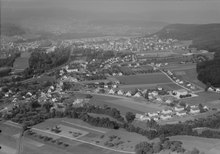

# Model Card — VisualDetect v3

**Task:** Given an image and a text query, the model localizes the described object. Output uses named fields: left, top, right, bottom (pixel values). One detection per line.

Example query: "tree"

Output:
left=191, top=148, right=200, bottom=154
left=125, top=112, right=135, bottom=123
left=153, top=142, right=162, bottom=153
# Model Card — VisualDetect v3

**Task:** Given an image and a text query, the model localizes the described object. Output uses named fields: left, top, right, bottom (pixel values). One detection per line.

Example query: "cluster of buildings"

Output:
left=136, top=104, right=209, bottom=122
left=72, top=35, right=186, bottom=53
left=208, top=87, right=220, bottom=93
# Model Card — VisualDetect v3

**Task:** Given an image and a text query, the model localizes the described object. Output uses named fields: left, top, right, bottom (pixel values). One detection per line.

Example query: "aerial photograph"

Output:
left=0, top=0, right=220, bottom=154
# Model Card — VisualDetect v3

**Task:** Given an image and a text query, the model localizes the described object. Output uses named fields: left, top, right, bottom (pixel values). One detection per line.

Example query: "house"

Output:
left=153, top=117, right=159, bottom=121
left=162, top=109, right=172, bottom=115
left=26, top=92, right=32, bottom=97
left=148, top=112, right=158, bottom=117
left=117, top=90, right=124, bottom=95
left=73, top=99, right=84, bottom=105
left=174, top=89, right=188, bottom=97
left=158, top=87, right=163, bottom=91
left=174, top=106, right=184, bottom=112
left=156, top=97, right=162, bottom=102
left=160, top=114, right=171, bottom=120
left=108, top=89, right=115, bottom=95
left=125, top=91, right=132, bottom=97
left=165, top=99, right=172, bottom=104
left=176, top=111, right=187, bottom=116
left=190, top=108, right=200, bottom=114
left=151, top=91, right=158, bottom=97
left=133, top=92, right=142, bottom=97
left=216, top=88, right=220, bottom=93
left=208, top=87, right=214, bottom=91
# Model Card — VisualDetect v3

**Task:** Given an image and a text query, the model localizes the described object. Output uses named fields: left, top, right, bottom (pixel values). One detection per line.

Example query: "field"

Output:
left=119, top=83, right=181, bottom=91
left=182, top=91, right=220, bottom=108
left=170, top=135, right=220, bottom=154
left=116, top=73, right=171, bottom=85
left=13, top=52, right=31, bottom=73
left=173, top=68, right=206, bottom=88
left=32, top=118, right=150, bottom=153
left=1, top=120, right=136, bottom=154
left=89, top=94, right=165, bottom=114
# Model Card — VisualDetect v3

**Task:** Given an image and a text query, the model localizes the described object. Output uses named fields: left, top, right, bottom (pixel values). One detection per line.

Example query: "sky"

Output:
left=1, top=0, right=220, bottom=35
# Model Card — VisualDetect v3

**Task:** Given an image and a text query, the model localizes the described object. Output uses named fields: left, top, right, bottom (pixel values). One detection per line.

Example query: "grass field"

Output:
left=173, top=68, right=206, bottom=88
left=116, top=73, right=171, bottom=85
left=89, top=94, right=165, bottom=114
left=32, top=118, right=150, bottom=152
left=13, top=52, right=31, bottom=73
left=0, top=122, right=130, bottom=154
left=182, top=92, right=220, bottom=108
left=170, top=135, right=220, bottom=154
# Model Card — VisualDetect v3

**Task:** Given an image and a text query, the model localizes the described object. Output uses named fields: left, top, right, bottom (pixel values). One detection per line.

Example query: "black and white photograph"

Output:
left=1, top=0, right=220, bottom=154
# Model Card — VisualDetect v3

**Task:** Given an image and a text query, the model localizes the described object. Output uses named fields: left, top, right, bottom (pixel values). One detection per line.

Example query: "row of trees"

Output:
left=197, top=54, right=220, bottom=87
left=4, top=101, right=220, bottom=141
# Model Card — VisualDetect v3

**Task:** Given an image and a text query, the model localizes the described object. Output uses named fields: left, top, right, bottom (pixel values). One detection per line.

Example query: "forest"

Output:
left=197, top=52, right=220, bottom=87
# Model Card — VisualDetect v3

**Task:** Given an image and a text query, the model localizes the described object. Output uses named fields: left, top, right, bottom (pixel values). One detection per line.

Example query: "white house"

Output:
left=190, top=108, right=200, bottom=114
left=208, top=87, right=214, bottom=91
left=176, top=111, right=187, bottom=116
left=174, top=89, right=188, bottom=97
left=162, top=109, right=172, bottom=115
left=133, top=92, right=142, bottom=97
left=160, top=114, right=171, bottom=120
left=148, top=112, right=158, bottom=117
left=108, top=89, right=115, bottom=95
left=151, top=91, right=159, bottom=97
left=117, top=90, right=124, bottom=95
left=174, top=106, right=185, bottom=112
left=216, top=88, right=220, bottom=93
left=125, top=91, right=132, bottom=97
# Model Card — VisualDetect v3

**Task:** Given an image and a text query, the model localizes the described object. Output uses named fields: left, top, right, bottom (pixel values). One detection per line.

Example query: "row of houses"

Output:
left=135, top=105, right=208, bottom=122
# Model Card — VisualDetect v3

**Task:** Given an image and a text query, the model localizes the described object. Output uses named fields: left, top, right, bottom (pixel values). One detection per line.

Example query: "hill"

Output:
left=1, top=23, right=26, bottom=36
left=153, top=23, right=220, bottom=53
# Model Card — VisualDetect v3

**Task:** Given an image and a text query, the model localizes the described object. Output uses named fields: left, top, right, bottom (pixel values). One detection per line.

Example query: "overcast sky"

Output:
left=1, top=0, right=220, bottom=34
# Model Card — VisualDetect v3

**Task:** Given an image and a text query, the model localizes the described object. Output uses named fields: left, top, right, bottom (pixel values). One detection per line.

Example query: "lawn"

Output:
left=116, top=73, right=171, bottom=85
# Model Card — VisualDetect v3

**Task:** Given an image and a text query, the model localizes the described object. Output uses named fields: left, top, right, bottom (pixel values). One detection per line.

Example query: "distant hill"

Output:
left=1, top=23, right=26, bottom=36
left=153, top=23, right=220, bottom=53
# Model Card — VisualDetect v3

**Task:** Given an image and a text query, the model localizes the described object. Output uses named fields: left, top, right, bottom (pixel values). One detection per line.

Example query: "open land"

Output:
left=116, top=73, right=171, bottom=85
left=170, top=135, right=220, bottom=154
